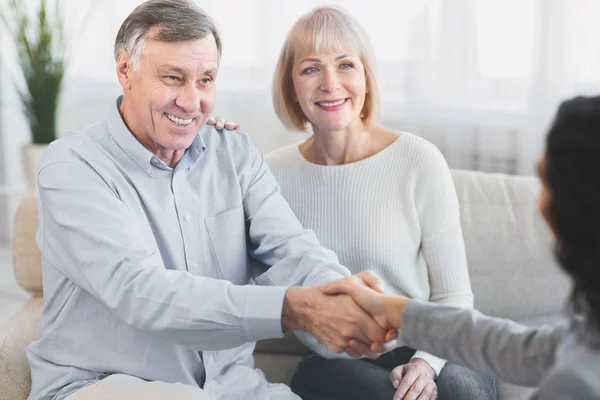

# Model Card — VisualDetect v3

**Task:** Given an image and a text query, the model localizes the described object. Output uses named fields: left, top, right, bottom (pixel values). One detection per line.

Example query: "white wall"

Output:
left=0, top=35, right=31, bottom=243
left=0, top=51, right=8, bottom=243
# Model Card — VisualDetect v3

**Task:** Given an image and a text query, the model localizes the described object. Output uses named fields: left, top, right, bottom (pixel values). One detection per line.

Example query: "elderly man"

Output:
left=25, top=1, right=391, bottom=399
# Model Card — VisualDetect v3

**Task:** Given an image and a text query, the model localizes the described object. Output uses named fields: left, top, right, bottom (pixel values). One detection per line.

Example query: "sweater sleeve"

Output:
left=402, top=300, right=567, bottom=386
left=411, top=144, right=474, bottom=375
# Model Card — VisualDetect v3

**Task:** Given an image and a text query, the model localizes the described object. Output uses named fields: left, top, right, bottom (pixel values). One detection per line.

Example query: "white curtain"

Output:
left=1, top=0, right=600, bottom=239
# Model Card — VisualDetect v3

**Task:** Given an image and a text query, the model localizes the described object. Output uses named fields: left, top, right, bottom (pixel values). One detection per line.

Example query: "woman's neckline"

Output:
left=295, top=132, right=405, bottom=168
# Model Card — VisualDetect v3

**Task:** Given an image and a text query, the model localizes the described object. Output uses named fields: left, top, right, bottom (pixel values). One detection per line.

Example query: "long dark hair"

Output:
left=545, top=95, right=600, bottom=331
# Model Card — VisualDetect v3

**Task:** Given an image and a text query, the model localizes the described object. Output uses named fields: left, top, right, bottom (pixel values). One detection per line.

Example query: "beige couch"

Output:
left=0, top=170, right=571, bottom=400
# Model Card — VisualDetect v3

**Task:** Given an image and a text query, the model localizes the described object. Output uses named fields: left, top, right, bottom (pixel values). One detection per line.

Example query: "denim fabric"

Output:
left=291, top=347, right=498, bottom=400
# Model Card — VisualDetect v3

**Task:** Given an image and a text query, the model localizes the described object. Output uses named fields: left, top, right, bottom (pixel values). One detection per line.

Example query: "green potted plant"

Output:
left=1, top=0, right=65, bottom=190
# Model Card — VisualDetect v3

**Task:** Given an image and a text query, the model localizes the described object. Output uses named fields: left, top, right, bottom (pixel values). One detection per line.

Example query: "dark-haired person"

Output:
left=322, top=95, right=600, bottom=399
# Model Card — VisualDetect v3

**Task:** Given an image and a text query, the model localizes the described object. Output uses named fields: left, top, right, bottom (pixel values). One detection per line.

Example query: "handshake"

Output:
left=282, top=271, right=410, bottom=359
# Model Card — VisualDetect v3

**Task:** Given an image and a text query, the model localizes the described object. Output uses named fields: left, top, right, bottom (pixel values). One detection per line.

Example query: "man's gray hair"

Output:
left=114, top=0, right=221, bottom=69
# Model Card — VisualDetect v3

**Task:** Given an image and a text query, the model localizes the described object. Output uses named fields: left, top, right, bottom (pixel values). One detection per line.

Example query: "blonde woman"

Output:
left=264, top=6, right=497, bottom=400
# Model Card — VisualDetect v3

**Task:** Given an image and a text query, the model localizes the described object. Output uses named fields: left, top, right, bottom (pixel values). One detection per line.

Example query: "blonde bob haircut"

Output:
left=272, top=6, right=380, bottom=132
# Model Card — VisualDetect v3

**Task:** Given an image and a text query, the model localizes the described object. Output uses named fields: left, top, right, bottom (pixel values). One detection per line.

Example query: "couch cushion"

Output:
left=0, top=297, right=43, bottom=400
left=255, top=333, right=310, bottom=355
left=451, top=170, right=571, bottom=322
left=12, top=195, right=42, bottom=296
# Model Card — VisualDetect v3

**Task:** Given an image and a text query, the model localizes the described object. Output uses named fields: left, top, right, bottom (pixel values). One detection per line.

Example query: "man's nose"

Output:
left=175, top=83, right=201, bottom=113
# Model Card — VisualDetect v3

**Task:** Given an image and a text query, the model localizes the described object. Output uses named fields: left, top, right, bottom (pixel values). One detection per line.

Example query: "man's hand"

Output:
left=323, top=271, right=398, bottom=356
left=320, top=272, right=410, bottom=333
left=282, top=285, right=389, bottom=355
left=208, top=116, right=239, bottom=130
left=390, top=359, right=438, bottom=400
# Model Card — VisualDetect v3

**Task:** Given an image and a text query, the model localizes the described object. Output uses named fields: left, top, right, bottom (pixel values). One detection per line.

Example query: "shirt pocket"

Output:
left=205, top=206, right=250, bottom=285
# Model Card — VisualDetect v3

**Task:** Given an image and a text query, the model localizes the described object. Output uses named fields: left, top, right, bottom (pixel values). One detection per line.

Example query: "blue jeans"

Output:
left=291, top=347, right=498, bottom=400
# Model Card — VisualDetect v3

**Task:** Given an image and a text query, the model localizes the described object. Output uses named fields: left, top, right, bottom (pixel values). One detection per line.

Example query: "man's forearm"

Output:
left=281, top=286, right=311, bottom=332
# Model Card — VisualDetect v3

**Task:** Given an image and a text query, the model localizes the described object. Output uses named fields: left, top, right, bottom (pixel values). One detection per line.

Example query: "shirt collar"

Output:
left=106, top=96, right=206, bottom=176
left=188, top=133, right=205, bottom=164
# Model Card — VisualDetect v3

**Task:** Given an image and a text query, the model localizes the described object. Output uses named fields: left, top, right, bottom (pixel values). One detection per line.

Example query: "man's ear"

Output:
left=116, top=52, right=133, bottom=90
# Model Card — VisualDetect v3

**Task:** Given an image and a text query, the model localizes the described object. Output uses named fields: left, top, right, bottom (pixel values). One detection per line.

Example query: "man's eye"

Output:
left=167, top=76, right=181, bottom=82
left=200, top=77, right=212, bottom=84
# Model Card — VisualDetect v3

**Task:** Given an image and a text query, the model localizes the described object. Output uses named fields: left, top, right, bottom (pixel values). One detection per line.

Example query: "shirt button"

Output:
left=191, top=262, right=198, bottom=269
left=206, top=355, right=215, bottom=365
left=184, top=215, right=191, bottom=222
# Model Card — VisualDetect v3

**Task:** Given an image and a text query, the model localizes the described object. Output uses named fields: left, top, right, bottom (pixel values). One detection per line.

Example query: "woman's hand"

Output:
left=391, top=359, right=438, bottom=400
left=320, top=271, right=409, bottom=332
left=208, top=116, right=239, bottom=131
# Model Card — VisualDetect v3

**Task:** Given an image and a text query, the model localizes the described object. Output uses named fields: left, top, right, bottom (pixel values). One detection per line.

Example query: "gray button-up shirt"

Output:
left=27, top=97, right=350, bottom=400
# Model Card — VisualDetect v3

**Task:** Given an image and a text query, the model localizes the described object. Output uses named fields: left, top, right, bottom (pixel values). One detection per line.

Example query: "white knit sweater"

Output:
left=265, top=132, right=474, bottom=376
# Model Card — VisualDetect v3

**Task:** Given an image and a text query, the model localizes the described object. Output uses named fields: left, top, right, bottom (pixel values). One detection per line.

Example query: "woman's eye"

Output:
left=340, top=63, right=353, bottom=69
left=302, top=67, right=318, bottom=74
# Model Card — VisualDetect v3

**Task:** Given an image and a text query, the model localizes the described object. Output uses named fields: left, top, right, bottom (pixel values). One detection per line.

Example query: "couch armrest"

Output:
left=13, top=195, right=42, bottom=296
left=0, top=297, right=43, bottom=400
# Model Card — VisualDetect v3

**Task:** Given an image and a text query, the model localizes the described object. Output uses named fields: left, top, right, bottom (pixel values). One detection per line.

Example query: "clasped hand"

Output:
left=320, top=273, right=437, bottom=400
left=300, top=271, right=405, bottom=358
